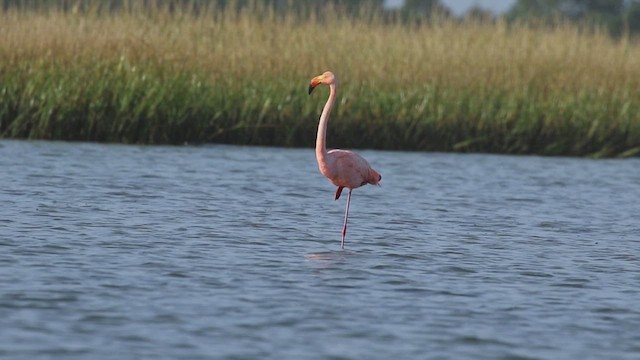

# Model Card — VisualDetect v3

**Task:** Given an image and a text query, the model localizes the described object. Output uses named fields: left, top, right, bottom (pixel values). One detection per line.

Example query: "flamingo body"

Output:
left=323, top=149, right=381, bottom=200
left=308, top=71, right=381, bottom=249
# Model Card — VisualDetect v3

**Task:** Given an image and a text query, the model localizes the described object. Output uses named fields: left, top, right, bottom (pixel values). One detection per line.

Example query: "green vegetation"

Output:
left=1, top=2, right=640, bottom=157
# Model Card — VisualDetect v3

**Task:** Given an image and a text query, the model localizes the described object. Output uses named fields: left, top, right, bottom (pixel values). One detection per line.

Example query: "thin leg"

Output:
left=341, top=189, right=352, bottom=249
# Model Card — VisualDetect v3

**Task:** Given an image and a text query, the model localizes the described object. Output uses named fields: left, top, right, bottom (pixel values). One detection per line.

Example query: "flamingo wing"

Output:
left=327, top=149, right=376, bottom=189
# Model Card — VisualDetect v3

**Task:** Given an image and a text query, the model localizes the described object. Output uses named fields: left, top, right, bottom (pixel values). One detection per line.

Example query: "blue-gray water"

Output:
left=1, top=139, right=639, bottom=360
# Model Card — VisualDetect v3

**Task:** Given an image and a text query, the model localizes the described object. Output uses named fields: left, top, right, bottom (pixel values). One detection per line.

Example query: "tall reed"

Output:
left=1, top=3, right=639, bottom=157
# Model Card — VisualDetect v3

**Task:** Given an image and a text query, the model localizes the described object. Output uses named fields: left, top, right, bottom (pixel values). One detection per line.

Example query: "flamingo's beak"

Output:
left=308, top=76, right=321, bottom=94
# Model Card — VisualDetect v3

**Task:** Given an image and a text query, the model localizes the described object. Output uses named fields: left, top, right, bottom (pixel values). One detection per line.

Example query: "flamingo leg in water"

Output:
left=341, top=189, right=352, bottom=249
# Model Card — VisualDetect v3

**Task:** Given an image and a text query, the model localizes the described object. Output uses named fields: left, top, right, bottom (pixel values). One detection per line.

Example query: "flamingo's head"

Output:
left=308, top=71, right=336, bottom=94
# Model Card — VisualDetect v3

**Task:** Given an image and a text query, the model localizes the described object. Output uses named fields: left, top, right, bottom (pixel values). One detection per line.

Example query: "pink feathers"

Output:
left=308, top=71, right=382, bottom=249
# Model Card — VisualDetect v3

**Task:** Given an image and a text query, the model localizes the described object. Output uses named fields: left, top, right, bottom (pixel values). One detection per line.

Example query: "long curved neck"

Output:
left=316, top=83, right=336, bottom=164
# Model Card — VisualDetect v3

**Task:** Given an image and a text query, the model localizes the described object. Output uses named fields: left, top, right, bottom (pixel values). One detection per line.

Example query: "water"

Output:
left=1, top=139, right=639, bottom=360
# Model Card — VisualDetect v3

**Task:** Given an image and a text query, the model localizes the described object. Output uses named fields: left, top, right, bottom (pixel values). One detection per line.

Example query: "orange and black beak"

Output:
left=308, top=76, right=321, bottom=95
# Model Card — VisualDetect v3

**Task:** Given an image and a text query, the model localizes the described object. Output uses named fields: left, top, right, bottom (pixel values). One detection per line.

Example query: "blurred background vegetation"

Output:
left=3, top=0, right=640, bottom=36
left=1, top=0, right=639, bottom=157
left=506, top=0, right=640, bottom=36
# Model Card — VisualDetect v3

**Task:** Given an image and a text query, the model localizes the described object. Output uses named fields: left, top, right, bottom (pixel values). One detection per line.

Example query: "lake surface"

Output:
left=0, top=139, right=639, bottom=360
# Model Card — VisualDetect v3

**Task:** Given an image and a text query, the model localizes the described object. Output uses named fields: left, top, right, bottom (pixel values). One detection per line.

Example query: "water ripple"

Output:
left=0, top=141, right=639, bottom=359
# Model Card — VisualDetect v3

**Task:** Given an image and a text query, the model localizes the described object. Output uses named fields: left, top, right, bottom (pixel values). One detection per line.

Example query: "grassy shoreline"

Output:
left=1, top=4, right=640, bottom=157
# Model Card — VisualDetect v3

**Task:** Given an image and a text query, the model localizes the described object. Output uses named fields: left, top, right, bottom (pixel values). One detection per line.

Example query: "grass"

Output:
left=1, top=2, right=640, bottom=157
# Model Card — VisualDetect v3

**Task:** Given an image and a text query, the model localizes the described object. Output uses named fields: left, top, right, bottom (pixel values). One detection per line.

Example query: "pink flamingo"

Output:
left=308, top=71, right=382, bottom=249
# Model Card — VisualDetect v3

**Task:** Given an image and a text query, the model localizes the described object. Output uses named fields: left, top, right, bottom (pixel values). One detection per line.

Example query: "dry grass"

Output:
left=1, top=3, right=639, bottom=156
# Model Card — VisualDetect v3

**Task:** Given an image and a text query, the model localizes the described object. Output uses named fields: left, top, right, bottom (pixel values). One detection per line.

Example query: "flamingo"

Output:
left=308, top=71, right=382, bottom=249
